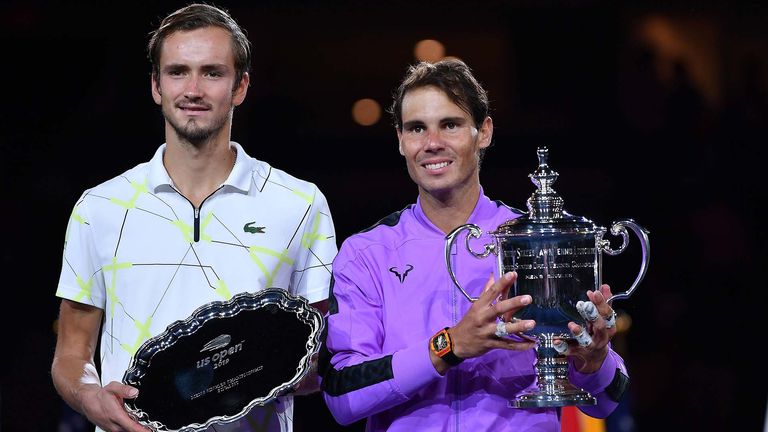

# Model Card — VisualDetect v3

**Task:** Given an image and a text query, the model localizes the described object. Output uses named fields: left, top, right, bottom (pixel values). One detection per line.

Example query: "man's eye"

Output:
left=444, top=122, right=457, bottom=129
left=407, top=126, right=424, bottom=133
left=206, top=71, right=223, bottom=78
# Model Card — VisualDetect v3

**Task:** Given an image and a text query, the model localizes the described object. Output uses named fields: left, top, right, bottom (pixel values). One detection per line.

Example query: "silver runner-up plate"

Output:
left=122, top=288, right=324, bottom=431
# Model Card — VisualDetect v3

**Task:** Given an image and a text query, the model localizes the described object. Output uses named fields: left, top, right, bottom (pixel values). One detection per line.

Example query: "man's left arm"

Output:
left=560, top=284, right=630, bottom=418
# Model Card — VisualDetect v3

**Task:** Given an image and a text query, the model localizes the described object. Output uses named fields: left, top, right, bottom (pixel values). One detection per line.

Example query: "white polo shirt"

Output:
left=56, top=142, right=337, bottom=431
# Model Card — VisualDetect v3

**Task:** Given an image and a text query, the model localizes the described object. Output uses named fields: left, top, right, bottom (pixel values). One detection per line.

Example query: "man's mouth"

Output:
left=178, top=104, right=210, bottom=112
left=424, top=161, right=450, bottom=170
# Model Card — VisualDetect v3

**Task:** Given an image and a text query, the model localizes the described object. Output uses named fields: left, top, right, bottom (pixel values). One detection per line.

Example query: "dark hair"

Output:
left=148, top=3, right=252, bottom=91
left=389, top=59, right=490, bottom=131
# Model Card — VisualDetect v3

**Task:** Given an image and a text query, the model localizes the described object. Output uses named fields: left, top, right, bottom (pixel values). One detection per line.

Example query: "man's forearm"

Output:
left=52, top=355, right=100, bottom=414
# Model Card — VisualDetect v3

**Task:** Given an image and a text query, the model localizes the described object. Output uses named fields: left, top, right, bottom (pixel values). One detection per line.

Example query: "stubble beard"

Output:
left=164, top=105, right=233, bottom=148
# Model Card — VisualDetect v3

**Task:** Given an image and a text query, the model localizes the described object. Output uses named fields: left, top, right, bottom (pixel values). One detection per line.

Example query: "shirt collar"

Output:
left=413, top=186, right=496, bottom=234
left=226, top=142, right=254, bottom=193
left=147, top=141, right=254, bottom=194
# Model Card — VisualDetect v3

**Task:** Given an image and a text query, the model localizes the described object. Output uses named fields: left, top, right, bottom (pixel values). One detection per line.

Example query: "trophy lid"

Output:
left=496, top=147, right=596, bottom=234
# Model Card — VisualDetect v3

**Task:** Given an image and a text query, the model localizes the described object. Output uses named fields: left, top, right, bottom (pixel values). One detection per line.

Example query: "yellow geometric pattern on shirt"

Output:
left=65, top=204, right=87, bottom=243
left=248, top=246, right=294, bottom=288
left=54, top=275, right=92, bottom=301
left=293, top=189, right=312, bottom=204
left=215, top=279, right=232, bottom=300
left=302, top=212, right=328, bottom=250
left=102, top=257, right=132, bottom=318
left=171, top=212, right=213, bottom=243
left=121, top=315, right=153, bottom=357
left=109, top=179, right=148, bottom=209
left=70, top=206, right=87, bottom=225
left=74, top=275, right=93, bottom=302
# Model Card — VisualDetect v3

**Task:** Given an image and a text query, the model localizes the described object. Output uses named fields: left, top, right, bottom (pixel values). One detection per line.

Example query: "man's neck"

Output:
left=418, top=183, right=482, bottom=234
left=163, top=133, right=236, bottom=208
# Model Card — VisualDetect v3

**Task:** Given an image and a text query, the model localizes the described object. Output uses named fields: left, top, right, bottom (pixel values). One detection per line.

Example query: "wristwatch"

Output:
left=430, top=327, right=463, bottom=366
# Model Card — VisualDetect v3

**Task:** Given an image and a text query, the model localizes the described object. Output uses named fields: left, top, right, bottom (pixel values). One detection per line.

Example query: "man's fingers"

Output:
left=576, top=300, right=599, bottom=322
left=477, top=273, right=503, bottom=304
left=482, top=272, right=495, bottom=293
left=498, top=272, right=513, bottom=304
left=587, top=287, right=617, bottom=330
left=599, top=283, right=613, bottom=299
left=573, top=326, right=593, bottom=347
left=124, top=386, right=139, bottom=399
left=494, top=318, right=535, bottom=338
left=492, top=293, right=531, bottom=320
left=490, top=336, right=537, bottom=352
left=478, top=271, right=516, bottom=307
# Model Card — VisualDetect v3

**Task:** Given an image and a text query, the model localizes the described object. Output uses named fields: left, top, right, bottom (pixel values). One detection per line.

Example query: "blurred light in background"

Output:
left=352, top=98, right=382, bottom=126
left=414, top=39, right=445, bottom=63
left=637, top=14, right=720, bottom=105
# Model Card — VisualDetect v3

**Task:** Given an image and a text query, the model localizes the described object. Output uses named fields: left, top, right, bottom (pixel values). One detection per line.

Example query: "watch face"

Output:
left=433, top=332, right=449, bottom=351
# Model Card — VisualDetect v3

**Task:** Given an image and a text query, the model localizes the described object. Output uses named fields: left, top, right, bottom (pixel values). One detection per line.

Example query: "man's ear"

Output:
left=151, top=74, right=162, bottom=105
left=233, top=72, right=249, bottom=106
left=478, top=116, right=493, bottom=150
left=396, top=128, right=405, bottom=156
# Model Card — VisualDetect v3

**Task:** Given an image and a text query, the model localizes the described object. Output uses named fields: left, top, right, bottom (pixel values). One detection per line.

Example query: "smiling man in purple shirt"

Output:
left=320, top=59, right=628, bottom=432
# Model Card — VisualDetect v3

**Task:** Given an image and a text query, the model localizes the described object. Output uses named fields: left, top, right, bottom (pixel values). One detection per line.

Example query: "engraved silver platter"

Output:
left=122, top=288, right=324, bottom=431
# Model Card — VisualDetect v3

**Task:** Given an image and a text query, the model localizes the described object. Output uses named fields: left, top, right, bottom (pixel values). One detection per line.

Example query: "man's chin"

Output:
left=173, top=122, right=215, bottom=145
left=419, top=182, right=454, bottom=198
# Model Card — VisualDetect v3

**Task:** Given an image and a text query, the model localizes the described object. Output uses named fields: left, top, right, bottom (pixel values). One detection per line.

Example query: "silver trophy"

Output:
left=122, top=288, right=324, bottom=431
left=445, top=147, right=650, bottom=408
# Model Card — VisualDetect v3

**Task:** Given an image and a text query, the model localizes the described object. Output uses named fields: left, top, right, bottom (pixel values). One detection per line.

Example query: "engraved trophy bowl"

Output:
left=445, top=147, right=650, bottom=408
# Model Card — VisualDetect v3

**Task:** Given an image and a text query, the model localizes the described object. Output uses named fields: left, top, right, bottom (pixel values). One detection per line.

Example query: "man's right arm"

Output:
left=320, top=247, right=445, bottom=425
left=51, top=299, right=146, bottom=432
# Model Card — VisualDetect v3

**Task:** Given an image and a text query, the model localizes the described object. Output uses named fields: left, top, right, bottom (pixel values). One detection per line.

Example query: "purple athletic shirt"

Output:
left=321, top=190, right=627, bottom=432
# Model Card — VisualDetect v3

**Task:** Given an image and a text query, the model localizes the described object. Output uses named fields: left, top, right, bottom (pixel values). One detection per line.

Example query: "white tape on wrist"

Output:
left=604, top=310, right=617, bottom=329
left=80, top=363, right=100, bottom=385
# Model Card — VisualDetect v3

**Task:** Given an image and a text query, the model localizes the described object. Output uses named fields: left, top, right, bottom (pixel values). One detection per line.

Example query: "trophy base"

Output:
left=512, top=379, right=597, bottom=408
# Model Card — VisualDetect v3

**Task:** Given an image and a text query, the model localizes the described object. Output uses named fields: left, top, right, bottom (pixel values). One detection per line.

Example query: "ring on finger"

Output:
left=495, top=320, right=509, bottom=338
left=604, top=310, right=617, bottom=329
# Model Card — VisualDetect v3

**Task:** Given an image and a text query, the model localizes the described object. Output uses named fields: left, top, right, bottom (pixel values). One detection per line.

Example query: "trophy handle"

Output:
left=601, top=219, right=651, bottom=303
left=445, top=223, right=496, bottom=303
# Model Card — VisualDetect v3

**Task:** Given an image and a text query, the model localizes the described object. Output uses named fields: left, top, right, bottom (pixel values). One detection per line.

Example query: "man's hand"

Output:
left=78, top=381, right=147, bottom=432
left=554, top=284, right=618, bottom=374
left=431, top=272, right=536, bottom=374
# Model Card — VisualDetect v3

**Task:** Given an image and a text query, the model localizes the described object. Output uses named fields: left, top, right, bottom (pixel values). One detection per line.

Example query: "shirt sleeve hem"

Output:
left=390, top=336, right=442, bottom=397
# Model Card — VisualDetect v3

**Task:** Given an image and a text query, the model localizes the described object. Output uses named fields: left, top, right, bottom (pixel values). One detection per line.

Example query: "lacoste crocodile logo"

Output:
left=244, top=222, right=266, bottom=234
left=389, top=265, right=413, bottom=283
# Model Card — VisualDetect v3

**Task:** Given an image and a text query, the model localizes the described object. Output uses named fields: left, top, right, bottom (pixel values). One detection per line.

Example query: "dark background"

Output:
left=2, top=0, right=766, bottom=431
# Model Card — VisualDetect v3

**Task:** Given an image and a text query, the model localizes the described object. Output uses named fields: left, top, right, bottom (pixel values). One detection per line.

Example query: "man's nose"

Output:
left=184, top=75, right=203, bottom=98
left=425, top=129, right=444, bottom=150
